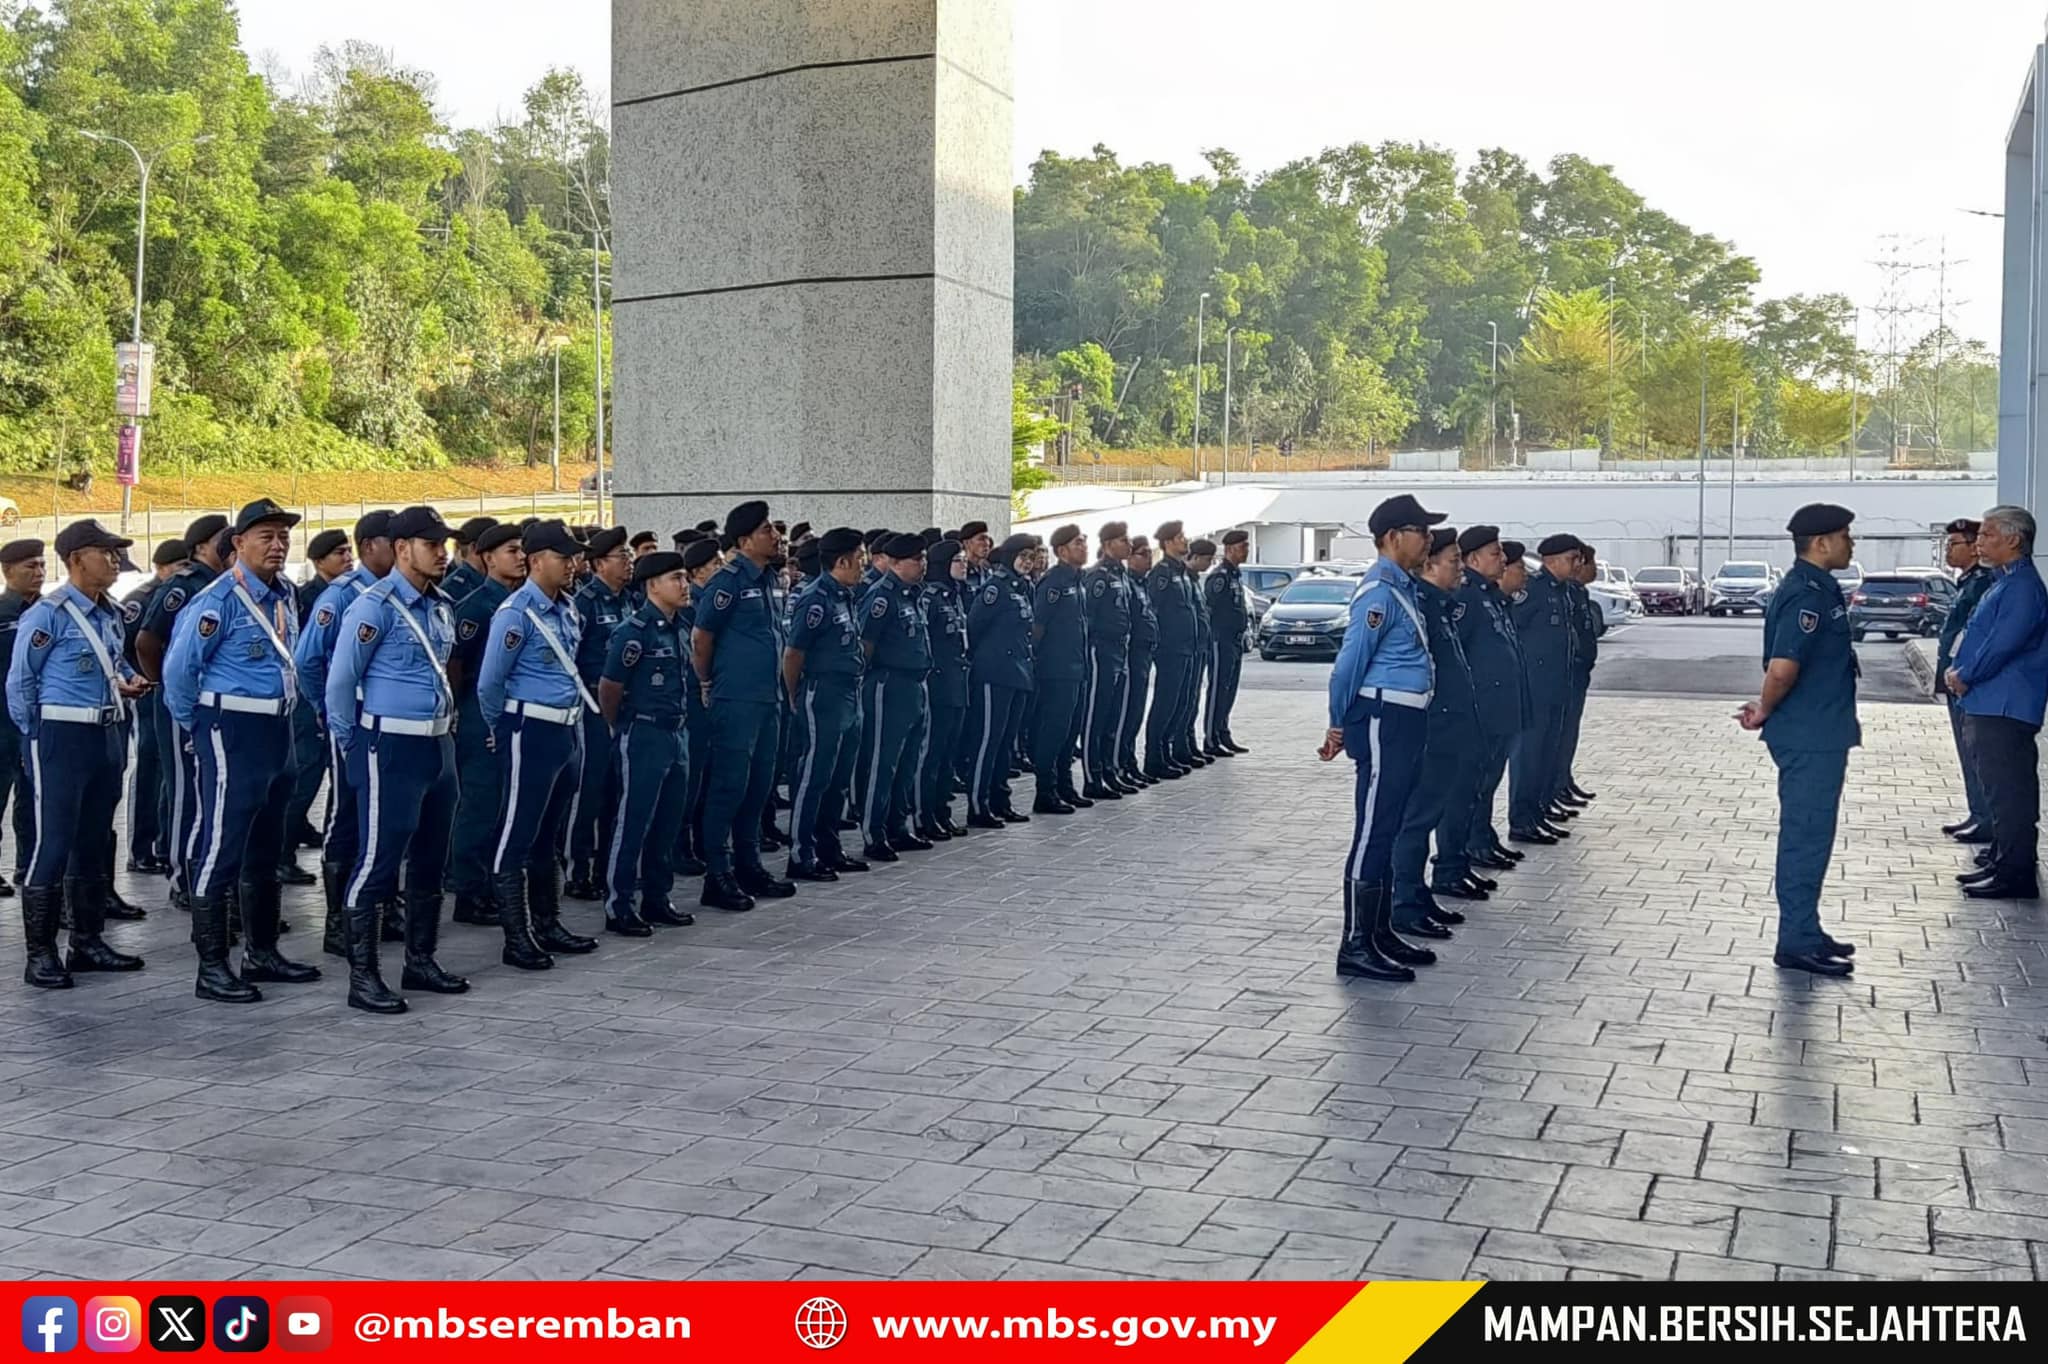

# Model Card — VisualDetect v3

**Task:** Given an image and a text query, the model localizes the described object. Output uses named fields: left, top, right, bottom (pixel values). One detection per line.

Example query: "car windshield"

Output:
left=1279, top=580, right=1357, bottom=604
left=1636, top=568, right=1682, bottom=584
left=1831, top=565, right=1862, bottom=581
left=1717, top=563, right=1767, bottom=579
left=1858, top=578, right=1928, bottom=597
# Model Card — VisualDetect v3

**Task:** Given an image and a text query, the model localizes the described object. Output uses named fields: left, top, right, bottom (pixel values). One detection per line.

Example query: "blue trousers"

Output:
left=448, top=695, right=500, bottom=897
left=22, top=719, right=125, bottom=887
left=1343, top=701, right=1428, bottom=890
left=565, top=710, right=616, bottom=880
left=158, top=700, right=195, bottom=890
left=492, top=711, right=581, bottom=875
left=188, top=707, right=295, bottom=898
left=1509, top=700, right=1566, bottom=830
left=1467, top=733, right=1512, bottom=856
left=0, top=728, right=31, bottom=879
left=1392, top=728, right=1478, bottom=924
left=1082, top=647, right=1127, bottom=787
left=1947, top=699, right=1989, bottom=824
left=1767, top=742, right=1847, bottom=955
left=346, top=728, right=456, bottom=905
left=1205, top=633, right=1244, bottom=748
left=1555, top=681, right=1590, bottom=796
left=1119, top=650, right=1152, bottom=775
left=606, top=718, right=688, bottom=917
left=1145, top=652, right=1194, bottom=769
left=128, top=689, right=167, bottom=862
left=967, top=683, right=1026, bottom=818
left=321, top=733, right=362, bottom=877
left=672, top=704, right=710, bottom=867
left=791, top=679, right=858, bottom=866
left=700, top=698, right=779, bottom=876
left=283, top=696, right=327, bottom=845
left=917, top=697, right=966, bottom=831
left=859, top=671, right=927, bottom=843
left=1031, top=676, right=1081, bottom=800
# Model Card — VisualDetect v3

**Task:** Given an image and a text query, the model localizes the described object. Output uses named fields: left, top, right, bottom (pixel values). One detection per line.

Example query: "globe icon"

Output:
left=794, top=1296, right=849, bottom=1350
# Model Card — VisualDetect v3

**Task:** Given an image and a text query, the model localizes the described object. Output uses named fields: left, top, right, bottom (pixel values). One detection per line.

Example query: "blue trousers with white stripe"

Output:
left=605, top=719, right=687, bottom=919
left=22, top=720, right=125, bottom=888
left=188, top=708, right=295, bottom=899
left=791, top=678, right=858, bottom=867
left=858, top=670, right=925, bottom=845
left=1341, top=701, right=1427, bottom=890
left=491, top=711, right=581, bottom=875
left=345, top=728, right=456, bottom=906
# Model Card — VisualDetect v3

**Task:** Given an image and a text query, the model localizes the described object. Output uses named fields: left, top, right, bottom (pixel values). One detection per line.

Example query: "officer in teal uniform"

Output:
left=1738, top=503, right=1860, bottom=976
left=597, top=551, right=697, bottom=935
left=1392, top=528, right=1484, bottom=938
left=564, top=527, right=632, bottom=899
left=782, top=528, right=869, bottom=881
left=446, top=523, right=526, bottom=925
left=1508, top=534, right=1583, bottom=843
left=1548, top=544, right=1605, bottom=820
left=1030, top=524, right=1089, bottom=815
left=857, top=533, right=933, bottom=859
left=965, top=533, right=1038, bottom=826
left=916, top=537, right=974, bottom=839
left=1934, top=517, right=1993, bottom=841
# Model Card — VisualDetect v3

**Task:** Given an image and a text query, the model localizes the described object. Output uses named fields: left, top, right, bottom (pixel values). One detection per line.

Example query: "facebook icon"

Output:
left=20, top=1297, right=78, bottom=1354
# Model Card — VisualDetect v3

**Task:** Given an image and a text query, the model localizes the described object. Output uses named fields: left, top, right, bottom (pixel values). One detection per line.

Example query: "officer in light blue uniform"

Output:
left=1741, top=503, right=1862, bottom=976
left=447, top=522, right=527, bottom=925
left=857, top=533, right=933, bottom=860
left=781, top=529, right=867, bottom=882
left=325, top=506, right=469, bottom=1014
left=135, top=514, right=231, bottom=907
left=916, top=537, right=974, bottom=839
left=9, top=520, right=151, bottom=988
left=597, top=551, right=697, bottom=935
left=965, top=533, right=1038, bottom=827
left=292, top=510, right=395, bottom=955
left=477, top=519, right=601, bottom=970
left=162, top=499, right=323, bottom=1003
left=693, top=501, right=796, bottom=912
left=1323, top=494, right=1443, bottom=984
left=564, top=526, right=633, bottom=900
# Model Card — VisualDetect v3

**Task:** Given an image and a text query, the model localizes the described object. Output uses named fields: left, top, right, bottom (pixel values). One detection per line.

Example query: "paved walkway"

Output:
left=0, top=695, right=2042, bottom=1282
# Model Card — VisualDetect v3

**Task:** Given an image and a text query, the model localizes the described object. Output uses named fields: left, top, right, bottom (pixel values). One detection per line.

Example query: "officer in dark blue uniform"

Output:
left=965, top=533, right=1037, bottom=826
left=1508, top=534, right=1583, bottom=844
left=162, top=500, right=323, bottom=1003
left=1547, top=545, right=1605, bottom=822
left=1078, top=522, right=1134, bottom=801
left=1448, top=527, right=1526, bottom=881
left=134, top=514, right=231, bottom=907
left=857, top=533, right=932, bottom=859
left=120, top=539, right=189, bottom=877
left=0, top=537, right=47, bottom=896
left=325, top=506, right=468, bottom=1012
left=1119, top=536, right=1158, bottom=789
left=1144, top=522, right=1198, bottom=777
left=1179, top=538, right=1217, bottom=769
left=1391, top=528, right=1483, bottom=943
left=597, top=551, right=696, bottom=935
left=1739, top=503, right=1861, bottom=976
left=782, top=528, right=868, bottom=881
left=671, top=536, right=724, bottom=879
left=693, top=501, right=796, bottom=911
left=951, top=520, right=995, bottom=790
left=564, top=527, right=633, bottom=900
left=280, top=528, right=356, bottom=881
left=9, top=520, right=153, bottom=988
left=477, top=519, right=601, bottom=969
left=441, top=517, right=495, bottom=602
left=916, top=537, right=973, bottom=839
left=1935, top=518, right=1993, bottom=841
left=1030, top=524, right=1089, bottom=815
left=444, top=523, right=527, bottom=926
left=1204, top=529, right=1252, bottom=757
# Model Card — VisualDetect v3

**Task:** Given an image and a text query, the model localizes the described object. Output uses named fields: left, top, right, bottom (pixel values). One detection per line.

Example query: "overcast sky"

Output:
left=236, top=0, right=2047, bottom=346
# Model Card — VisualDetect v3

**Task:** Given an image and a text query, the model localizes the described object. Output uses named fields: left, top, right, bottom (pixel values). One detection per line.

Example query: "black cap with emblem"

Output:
left=477, top=523, right=523, bottom=554
left=307, top=529, right=349, bottom=561
left=1098, top=521, right=1128, bottom=545
left=0, top=538, right=44, bottom=565
left=233, top=499, right=300, bottom=535
left=387, top=505, right=452, bottom=542
left=152, top=539, right=191, bottom=568
left=630, top=530, right=657, bottom=551
left=354, top=510, right=393, bottom=544
left=724, top=501, right=771, bottom=541
left=960, top=521, right=989, bottom=541
left=1367, top=494, right=1447, bottom=537
left=681, top=539, right=721, bottom=572
left=632, top=550, right=684, bottom=583
left=1050, top=524, right=1082, bottom=549
left=1428, top=527, right=1459, bottom=557
left=54, top=519, right=132, bottom=558
left=1537, top=533, right=1585, bottom=558
left=1501, top=540, right=1527, bottom=562
left=1457, top=524, right=1500, bottom=555
left=585, top=526, right=629, bottom=559
left=522, top=519, right=586, bottom=559
left=455, top=515, right=497, bottom=545
left=182, top=514, right=228, bottom=549
left=885, top=533, right=927, bottom=561
left=1787, top=503, right=1855, bottom=537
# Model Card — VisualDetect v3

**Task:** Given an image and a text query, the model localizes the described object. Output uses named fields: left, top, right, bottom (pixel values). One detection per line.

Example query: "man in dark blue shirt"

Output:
left=1080, top=523, right=1136, bottom=800
left=1449, top=527, right=1528, bottom=882
left=1934, top=518, right=1993, bottom=843
left=856, top=533, right=933, bottom=860
left=1030, top=524, right=1089, bottom=814
left=1119, top=536, right=1159, bottom=790
left=597, top=551, right=697, bottom=935
left=1204, top=529, right=1251, bottom=757
left=1143, top=522, right=1198, bottom=778
left=965, top=533, right=1038, bottom=827
left=447, top=523, right=526, bottom=925
left=917, top=537, right=974, bottom=839
left=782, top=529, right=869, bottom=881
left=1508, top=535, right=1584, bottom=843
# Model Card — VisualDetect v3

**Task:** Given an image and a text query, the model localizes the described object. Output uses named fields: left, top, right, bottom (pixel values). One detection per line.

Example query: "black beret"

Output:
left=307, top=529, right=349, bottom=561
left=681, top=539, right=721, bottom=572
left=387, top=505, right=452, bottom=542
left=818, top=527, right=865, bottom=561
left=1537, top=533, right=1586, bottom=557
left=1155, top=520, right=1184, bottom=542
left=1787, top=503, right=1855, bottom=537
left=994, top=532, right=1038, bottom=566
left=152, top=539, right=191, bottom=568
left=724, top=501, right=770, bottom=540
left=694, top=519, right=718, bottom=533
left=1127, top=535, right=1151, bottom=553
left=183, top=514, right=228, bottom=548
left=928, top=538, right=964, bottom=574
left=0, top=538, right=44, bottom=565
left=633, top=551, right=684, bottom=583
left=54, top=519, right=131, bottom=558
left=1050, top=524, right=1083, bottom=549
left=477, top=523, right=523, bottom=554
left=794, top=539, right=823, bottom=573
left=213, top=528, right=236, bottom=559
left=234, top=498, right=300, bottom=534
left=1458, top=525, right=1500, bottom=555
left=1098, top=521, right=1129, bottom=544
left=1428, top=527, right=1460, bottom=556
left=1367, top=494, right=1446, bottom=537
left=518, top=516, right=540, bottom=531
left=1189, top=538, right=1217, bottom=557
left=718, top=532, right=737, bottom=552
left=960, top=521, right=990, bottom=540
left=456, top=516, right=497, bottom=545
left=630, top=530, right=657, bottom=549
left=1944, top=518, right=1982, bottom=537
left=586, top=527, right=629, bottom=558
left=885, top=532, right=927, bottom=560
left=1221, top=529, right=1249, bottom=547
left=1501, top=540, right=1527, bottom=561
left=789, top=521, right=812, bottom=542
left=674, top=528, right=706, bottom=546
left=865, top=527, right=892, bottom=552
left=522, top=519, right=586, bottom=558
left=354, top=510, right=393, bottom=543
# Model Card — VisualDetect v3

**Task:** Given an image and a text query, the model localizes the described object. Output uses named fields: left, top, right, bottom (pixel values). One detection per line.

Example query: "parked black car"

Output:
left=1849, top=572, right=1956, bottom=640
left=1257, top=576, right=1359, bottom=660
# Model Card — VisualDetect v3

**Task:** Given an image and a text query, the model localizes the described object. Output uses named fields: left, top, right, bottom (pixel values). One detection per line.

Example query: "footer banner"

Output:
left=3, top=1280, right=2037, bottom=1360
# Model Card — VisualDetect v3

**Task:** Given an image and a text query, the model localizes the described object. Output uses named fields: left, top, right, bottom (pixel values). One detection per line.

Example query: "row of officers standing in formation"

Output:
left=0, top=499, right=1259, bottom=1013
left=1319, top=495, right=1609, bottom=984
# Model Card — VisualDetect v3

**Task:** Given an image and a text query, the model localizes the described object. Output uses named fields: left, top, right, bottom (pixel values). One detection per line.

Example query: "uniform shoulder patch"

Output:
left=122, top=599, right=143, bottom=624
left=27, top=627, right=50, bottom=650
left=458, top=618, right=478, bottom=641
left=1452, top=602, right=1466, bottom=621
left=981, top=585, right=999, bottom=605
left=315, top=604, right=334, bottom=628
left=805, top=603, right=825, bottom=629
left=621, top=639, right=643, bottom=667
left=870, top=597, right=889, bottom=619
left=1511, top=590, right=1529, bottom=604
left=357, top=623, right=380, bottom=644
left=1364, top=605, right=1385, bottom=630
left=163, top=587, right=187, bottom=613
left=711, top=588, right=732, bottom=611
left=1798, top=609, right=1818, bottom=634
left=1090, top=578, right=1106, bottom=597
left=503, top=627, right=524, bottom=651
left=196, top=611, right=220, bottom=638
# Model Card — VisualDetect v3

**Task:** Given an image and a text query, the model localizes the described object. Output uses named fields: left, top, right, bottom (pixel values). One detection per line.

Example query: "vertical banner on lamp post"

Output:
left=115, top=341, right=154, bottom=418
left=116, top=423, right=141, bottom=486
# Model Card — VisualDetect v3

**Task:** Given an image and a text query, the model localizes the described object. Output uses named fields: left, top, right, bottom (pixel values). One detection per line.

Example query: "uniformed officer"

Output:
left=1321, top=494, right=1444, bottom=983
left=1738, top=503, right=1861, bottom=975
left=1144, top=522, right=1199, bottom=778
left=916, top=537, right=974, bottom=840
left=447, top=522, right=527, bottom=925
left=1507, top=534, right=1583, bottom=844
left=692, top=501, right=796, bottom=910
left=1077, top=523, right=1134, bottom=801
left=1548, top=545, right=1605, bottom=820
left=1471, top=541, right=1532, bottom=864
left=1204, top=529, right=1252, bottom=757
left=134, top=514, right=231, bottom=907
left=595, top=551, right=697, bottom=934
left=1449, top=526, right=1527, bottom=883
left=477, top=519, right=602, bottom=969
left=1119, top=536, right=1159, bottom=790
left=672, top=536, right=724, bottom=879
left=965, top=532, right=1038, bottom=827
left=9, top=520, right=152, bottom=988
left=1390, top=527, right=1481, bottom=949
left=442, top=517, right=497, bottom=602
left=281, top=527, right=356, bottom=877
left=1179, top=537, right=1217, bottom=770
left=855, top=533, right=932, bottom=859
left=121, top=539, right=190, bottom=877
left=782, top=528, right=869, bottom=882
left=564, top=527, right=633, bottom=900
left=1029, top=524, right=1089, bottom=815
left=325, top=506, right=468, bottom=1012
left=1935, top=518, right=1993, bottom=842
left=960, top=521, right=993, bottom=593
left=0, top=537, right=48, bottom=895
left=294, top=511, right=397, bottom=955
left=162, top=499, right=322, bottom=1002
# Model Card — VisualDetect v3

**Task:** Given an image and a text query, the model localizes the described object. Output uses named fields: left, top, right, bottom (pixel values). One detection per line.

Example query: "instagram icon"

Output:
left=84, top=1297, right=142, bottom=1353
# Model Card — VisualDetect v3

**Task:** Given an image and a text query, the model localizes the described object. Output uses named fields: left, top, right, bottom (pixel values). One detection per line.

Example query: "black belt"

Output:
left=626, top=714, right=687, bottom=731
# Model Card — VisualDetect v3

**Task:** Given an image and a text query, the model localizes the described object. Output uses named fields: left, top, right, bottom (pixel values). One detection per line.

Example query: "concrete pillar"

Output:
left=610, top=0, right=1015, bottom=537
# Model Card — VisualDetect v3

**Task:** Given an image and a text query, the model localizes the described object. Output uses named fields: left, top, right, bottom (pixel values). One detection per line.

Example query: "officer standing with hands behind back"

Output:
left=598, top=551, right=698, bottom=935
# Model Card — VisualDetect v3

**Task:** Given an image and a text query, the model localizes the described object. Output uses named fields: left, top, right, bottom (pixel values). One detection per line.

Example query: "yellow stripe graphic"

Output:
left=1288, top=1282, right=1483, bottom=1364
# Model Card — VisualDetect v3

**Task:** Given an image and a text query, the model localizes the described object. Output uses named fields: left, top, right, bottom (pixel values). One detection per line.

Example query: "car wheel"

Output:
left=1259, top=650, right=1276, bottom=662
left=1851, top=631, right=1866, bottom=642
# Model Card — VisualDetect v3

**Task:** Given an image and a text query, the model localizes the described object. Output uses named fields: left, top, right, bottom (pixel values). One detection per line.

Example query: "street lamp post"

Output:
left=1221, top=327, right=1233, bottom=486
left=81, top=129, right=213, bottom=531
left=1696, top=342, right=1709, bottom=583
left=1487, top=321, right=1500, bottom=467
left=1192, top=292, right=1209, bottom=480
left=1605, top=278, right=1616, bottom=454
left=549, top=336, right=568, bottom=493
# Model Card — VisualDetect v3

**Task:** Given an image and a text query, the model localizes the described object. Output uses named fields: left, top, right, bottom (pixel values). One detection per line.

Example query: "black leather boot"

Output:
left=379, top=895, right=405, bottom=943
left=345, top=899, right=406, bottom=1014
left=193, top=890, right=259, bottom=1003
left=1372, top=882, right=1441, bottom=965
left=1336, top=882, right=1414, bottom=981
left=529, top=864, right=597, bottom=954
left=699, top=870, right=756, bottom=912
left=239, top=879, right=320, bottom=984
left=320, top=861, right=348, bottom=957
left=400, top=892, right=470, bottom=994
left=452, top=888, right=497, bottom=926
left=736, top=863, right=796, bottom=899
left=21, top=885, right=73, bottom=989
left=104, top=880, right=147, bottom=920
left=65, top=878, right=143, bottom=974
left=495, top=869, right=553, bottom=970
